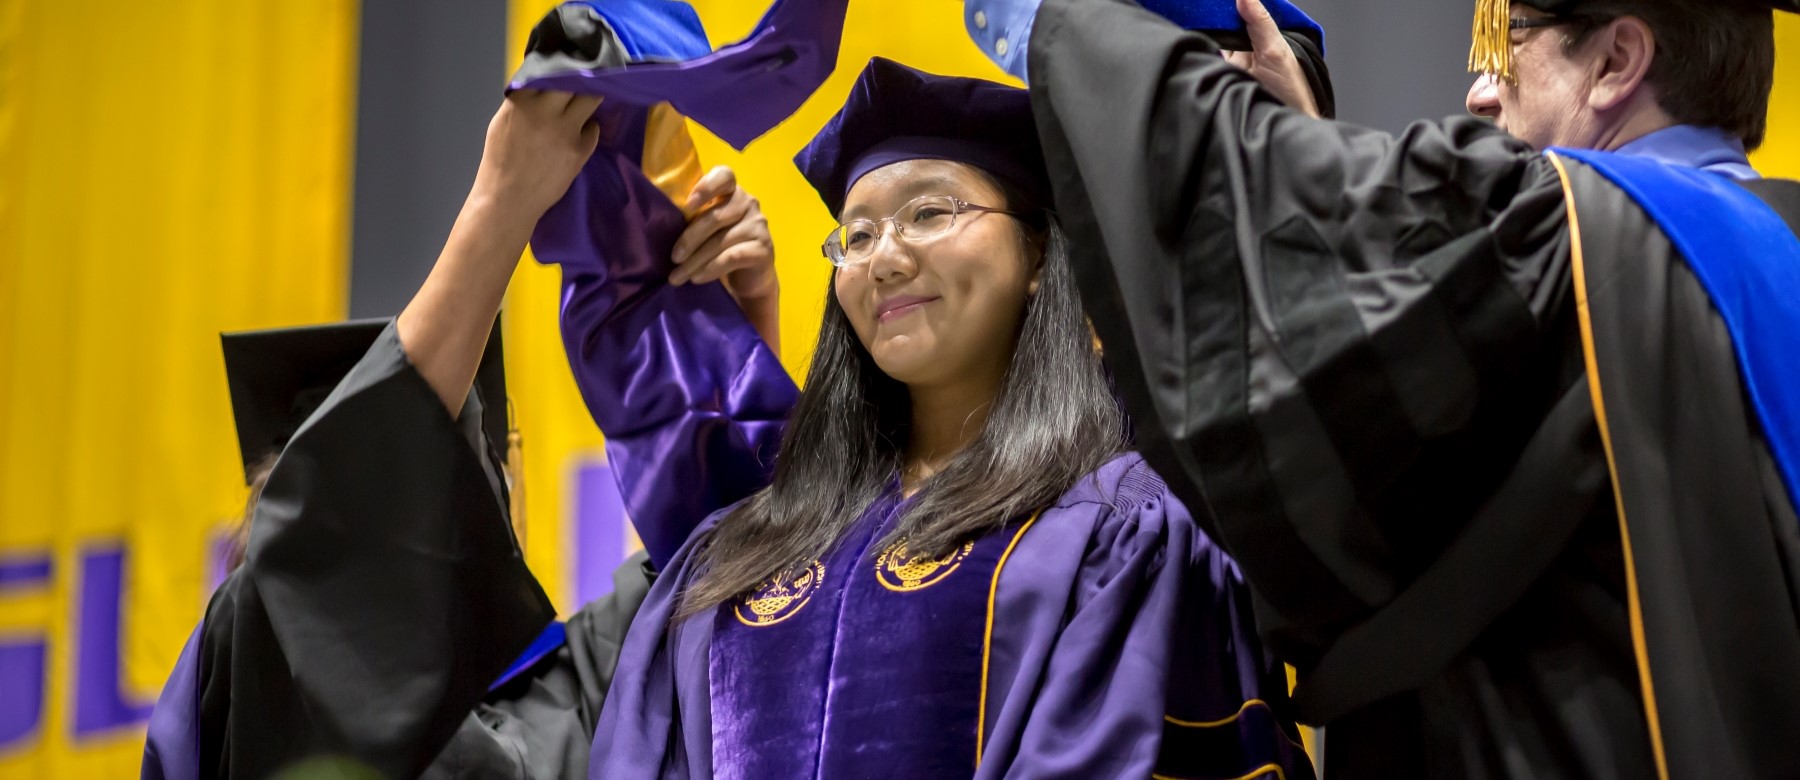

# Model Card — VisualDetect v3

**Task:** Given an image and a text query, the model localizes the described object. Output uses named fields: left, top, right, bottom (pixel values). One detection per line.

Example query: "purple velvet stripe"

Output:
left=512, top=0, right=849, bottom=150
left=141, top=626, right=203, bottom=780
left=535, top=107, right=796, bottom=569
left=709, top=492, right=1026, bottom=778
left=708, top=500, right=889, bottom=779
left=814, top=515, right=1012, bottom=776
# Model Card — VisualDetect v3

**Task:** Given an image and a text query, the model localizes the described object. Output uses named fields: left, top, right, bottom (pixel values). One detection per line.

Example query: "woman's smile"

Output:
left=876, top=293, right=940, bottom=322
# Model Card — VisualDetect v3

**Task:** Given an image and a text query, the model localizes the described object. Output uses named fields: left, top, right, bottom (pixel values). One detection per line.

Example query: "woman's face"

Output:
left=833, top=159, right=1040, bottom=389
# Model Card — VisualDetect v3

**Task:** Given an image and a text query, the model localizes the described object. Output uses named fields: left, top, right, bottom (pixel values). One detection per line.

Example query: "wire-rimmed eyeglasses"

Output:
left=821, top=194, right=1019, bottom=268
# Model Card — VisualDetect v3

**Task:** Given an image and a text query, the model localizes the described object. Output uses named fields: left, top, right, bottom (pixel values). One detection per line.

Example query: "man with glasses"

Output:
left=959, top=0, right=1800, bottom=776
left=1462, top=0, right=1773, bottom=174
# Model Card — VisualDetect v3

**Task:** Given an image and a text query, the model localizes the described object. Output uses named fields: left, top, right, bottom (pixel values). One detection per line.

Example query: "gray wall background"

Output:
left=350, top=0, right=508, bottom=319
left=346, top=2, right=1478, bottom=313
left=1306, top=2, right=1477, bottom=132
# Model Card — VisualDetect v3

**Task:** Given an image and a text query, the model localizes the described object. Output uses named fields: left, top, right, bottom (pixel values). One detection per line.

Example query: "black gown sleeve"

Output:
left=1027, top=0, right=1579, bottom=659
left=200, top=322, right=555, bottom=778
left=421, top=551, right=656, bottom=779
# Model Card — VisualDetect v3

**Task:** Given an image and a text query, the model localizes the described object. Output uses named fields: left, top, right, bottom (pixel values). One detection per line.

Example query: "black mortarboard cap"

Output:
left=221, top=318, right=509, bottom=484
left=794, top=58, right=1050, bottom=218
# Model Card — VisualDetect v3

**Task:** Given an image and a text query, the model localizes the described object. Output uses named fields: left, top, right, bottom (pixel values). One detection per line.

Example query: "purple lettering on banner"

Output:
left=0, top=556, right=52, bottom=590
left=575, top=460, right=629, bottom=605
left=0, top=552, right=52, bottom=751
left=0, top=642, right=47, bottom=751
left=73, top=545, right=154, bottom=738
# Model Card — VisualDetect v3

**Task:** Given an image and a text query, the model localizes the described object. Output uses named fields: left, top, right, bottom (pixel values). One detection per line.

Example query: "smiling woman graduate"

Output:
left=583, top=58, right=1310, bottom=780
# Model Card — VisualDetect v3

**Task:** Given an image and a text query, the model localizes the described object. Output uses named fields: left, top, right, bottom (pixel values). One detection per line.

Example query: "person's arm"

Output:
left=141, top=324, right=556, bottom=779
left=138, top=91, right=599, bottom=780
left=963, top=0, right=1328, bottom=118
left=1219, top=0, right=1322, bottom=117
left=1028, top=0, right=1577, bottom=647
left=397, top=88, right=601, bottom=415
left=963, top=0, right=1041, bottom=82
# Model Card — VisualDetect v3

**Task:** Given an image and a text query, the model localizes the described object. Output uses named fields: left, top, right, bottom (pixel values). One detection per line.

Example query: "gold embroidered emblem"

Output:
left=734, top=560, right=826, bottom=627
left=875, top=539, right=974, bottom=592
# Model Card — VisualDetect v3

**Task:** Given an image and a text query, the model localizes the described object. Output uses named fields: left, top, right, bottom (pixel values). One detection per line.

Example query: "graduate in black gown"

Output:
left=142, top=317, right=657, bottom=780
left=143, top=1, right=851, bottom=775
left=955, top=0, right=1800, bottom=776
left=139, top=107, right=800, bottom=780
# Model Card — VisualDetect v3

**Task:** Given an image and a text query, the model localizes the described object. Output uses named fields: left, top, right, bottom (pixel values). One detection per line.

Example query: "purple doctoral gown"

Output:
left=588, top=455, right=1307, bottom=780
left=545, top=193, right=1311, bottom=780
left=509, top=0, right=1306, bottom=773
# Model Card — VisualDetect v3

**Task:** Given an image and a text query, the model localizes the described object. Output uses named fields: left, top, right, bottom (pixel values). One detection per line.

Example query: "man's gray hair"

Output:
left=1564, top=0, right=1776, bottom=150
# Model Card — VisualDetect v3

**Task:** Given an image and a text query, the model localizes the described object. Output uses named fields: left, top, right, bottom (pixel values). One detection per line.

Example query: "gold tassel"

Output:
left=1468, top=0, right=1515, bottom=83
left=506, top=399, right=528, bottom=551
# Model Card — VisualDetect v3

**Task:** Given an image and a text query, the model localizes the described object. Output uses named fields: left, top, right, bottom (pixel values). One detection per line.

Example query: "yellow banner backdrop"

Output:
left=502, top=0, right=1017, bottom=614
left=1752, top=13, right=1800, bottom=177
left=0, top=0, right=1794, bottom=775
left=0, top=0, right=357, bottom=776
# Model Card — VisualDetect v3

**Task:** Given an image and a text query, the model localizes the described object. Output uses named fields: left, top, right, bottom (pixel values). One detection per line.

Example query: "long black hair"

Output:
left=679, top=177, right=1125, bottom=616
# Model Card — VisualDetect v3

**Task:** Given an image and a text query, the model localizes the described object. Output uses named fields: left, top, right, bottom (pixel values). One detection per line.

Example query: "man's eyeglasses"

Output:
left=1508, top=15, right=1593, bottom=33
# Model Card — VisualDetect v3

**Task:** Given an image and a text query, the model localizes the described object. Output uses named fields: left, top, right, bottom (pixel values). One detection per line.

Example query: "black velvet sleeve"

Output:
left=1027, top=0, right=1578, bottom=658
left=199, top=322, right=554, bottom=778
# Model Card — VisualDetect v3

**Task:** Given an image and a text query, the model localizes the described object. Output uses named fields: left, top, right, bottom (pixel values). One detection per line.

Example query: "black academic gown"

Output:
left=1024, top=0, right=1800, bottom=777
left=419, top=554, right=654, bottom=779
left=174, top=324, right=653, bottom=778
